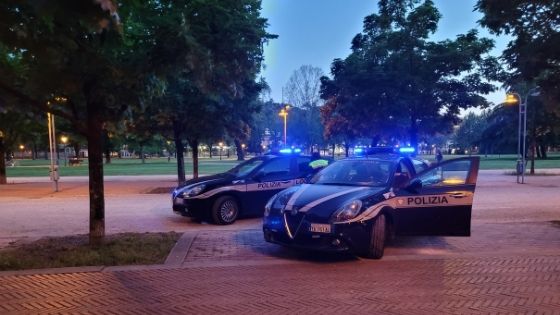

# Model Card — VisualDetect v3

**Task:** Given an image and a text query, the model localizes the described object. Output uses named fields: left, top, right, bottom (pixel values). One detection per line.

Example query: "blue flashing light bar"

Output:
left=279, top=148, right=302, bottom=154
left=399, top=147, right=415, bottom=153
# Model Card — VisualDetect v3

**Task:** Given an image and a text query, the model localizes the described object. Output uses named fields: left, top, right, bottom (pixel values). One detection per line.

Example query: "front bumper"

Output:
left=172, top=196, right=210, bottom=218
left=263, top=213, right=371, bottom=254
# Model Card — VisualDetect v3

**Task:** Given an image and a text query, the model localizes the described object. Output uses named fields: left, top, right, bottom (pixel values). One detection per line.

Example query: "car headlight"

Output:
left=264, top=194, right=278, bottom=217
left=272, top=191, right=294, bottom=210
left=331, top=200, right=363, bottom=223
left=179, top=184, right=206, bottom=198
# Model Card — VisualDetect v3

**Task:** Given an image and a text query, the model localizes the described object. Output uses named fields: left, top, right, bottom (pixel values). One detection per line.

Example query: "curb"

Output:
left=164, top=232, right=197, bottom=266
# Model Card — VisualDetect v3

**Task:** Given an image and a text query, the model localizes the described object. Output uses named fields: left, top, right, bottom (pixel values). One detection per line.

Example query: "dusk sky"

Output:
left=261, top=0, right=510, bottom=110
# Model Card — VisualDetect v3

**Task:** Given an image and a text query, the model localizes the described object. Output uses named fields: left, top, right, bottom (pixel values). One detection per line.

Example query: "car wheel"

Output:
left=365, top=214, right=386, bottom=259
left=212, top=196, right=239, bottom=225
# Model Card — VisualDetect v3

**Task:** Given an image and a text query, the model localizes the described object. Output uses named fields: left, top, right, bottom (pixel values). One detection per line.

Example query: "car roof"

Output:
left=344, top=154, right=404, bottom=162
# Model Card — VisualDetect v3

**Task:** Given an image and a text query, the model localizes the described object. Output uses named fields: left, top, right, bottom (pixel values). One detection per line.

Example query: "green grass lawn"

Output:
left=419, top=153, right=560, bottom=170
left=6, top=156, right=240, bottom=177
left=5, top=153, right=560, bottom=177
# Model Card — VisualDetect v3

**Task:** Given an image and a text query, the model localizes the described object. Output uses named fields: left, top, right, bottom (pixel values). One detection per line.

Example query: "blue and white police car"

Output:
left=263, top=149, right=479, bottom=259
left=172, top=151, right=331, bottom=224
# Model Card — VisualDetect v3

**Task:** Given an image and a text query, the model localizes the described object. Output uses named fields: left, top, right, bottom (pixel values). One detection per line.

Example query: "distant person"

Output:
left=435, top=148, right=443, bottom=164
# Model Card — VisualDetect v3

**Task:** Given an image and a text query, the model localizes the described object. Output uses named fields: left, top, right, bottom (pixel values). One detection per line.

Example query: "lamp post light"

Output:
left=60, top=135, right=69, bottom=166
left=219, top=142, right=223, bottom=160
left=278, top=105, right=290, bottom=146
left=504, top=87, right=540, bottom=184
left=19, top=144, right=24, bottom=160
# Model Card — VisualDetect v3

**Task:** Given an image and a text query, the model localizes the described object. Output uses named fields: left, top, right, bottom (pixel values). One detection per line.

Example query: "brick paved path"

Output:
left=1, top=221, right=559, bottom=314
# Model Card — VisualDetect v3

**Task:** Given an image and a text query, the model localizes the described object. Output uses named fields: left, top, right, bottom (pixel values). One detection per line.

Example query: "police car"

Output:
left=172, top=151, right=331, bottom=224
left=263, top=150, right=479, bottom=259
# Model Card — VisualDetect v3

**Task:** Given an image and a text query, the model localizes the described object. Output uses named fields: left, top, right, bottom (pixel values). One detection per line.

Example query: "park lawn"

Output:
left=5, top=153, right=560, bottom=177
left=6, top=157, right=240, bottom=177
left=420, top=153, right=560, bottom=170
left=0, top=232, right=180, bottom=271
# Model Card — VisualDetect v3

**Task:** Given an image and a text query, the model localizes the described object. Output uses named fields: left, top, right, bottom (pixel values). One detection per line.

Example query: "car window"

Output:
left=259, top=157, right=291, bottom=178
left=312, top=160, right=392, bottom=186
left=418, top=160, right=472, bottom=186
left=227, top=158, right=265, bottom=177
left=393, top=161, right=412, bottom=189
left=296, top=157, right=312, bottom=176
left=411, top=159, right=428, bottom=173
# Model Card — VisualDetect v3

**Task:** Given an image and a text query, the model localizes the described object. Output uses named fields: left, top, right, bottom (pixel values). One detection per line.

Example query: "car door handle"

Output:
left=448, top=192, right=467, bottom=198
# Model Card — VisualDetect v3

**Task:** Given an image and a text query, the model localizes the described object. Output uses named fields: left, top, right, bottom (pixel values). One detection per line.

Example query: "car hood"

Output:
left=176, top=173, right=235, bottom=191
left=280, top=184, right=386, bottom=218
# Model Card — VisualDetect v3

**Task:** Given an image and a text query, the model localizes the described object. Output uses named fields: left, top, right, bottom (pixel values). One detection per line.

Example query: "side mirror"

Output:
left=406, top=178, right=422, bottom=193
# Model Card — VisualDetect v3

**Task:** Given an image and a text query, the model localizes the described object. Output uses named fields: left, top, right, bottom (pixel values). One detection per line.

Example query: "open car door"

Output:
left=393, top=157, right=480, bottom=236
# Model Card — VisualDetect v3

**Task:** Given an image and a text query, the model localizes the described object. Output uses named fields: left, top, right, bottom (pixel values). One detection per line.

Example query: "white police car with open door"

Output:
left=263, top=154, right=479, bottom=258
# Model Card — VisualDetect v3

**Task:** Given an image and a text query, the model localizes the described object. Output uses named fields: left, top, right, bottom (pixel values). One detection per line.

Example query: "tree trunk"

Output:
left=86, top=103, right=105, bottom=246
left=32, top=142, right=37, bottom=160
left=0, top=136, right=7, bottom=184
left=190, top=138, right=199, bottom=179
left=74, top=143, right=80, bottom=157
left=540, top=145, right=547, bottom=159
left=344, top=143, right=350, bottom=157
left=332, top=143, right=335, bottom=158
left=173, top=122, right=186, bottom=184
left=234, top=139, right=244, bottom=161
left=105, top=150, right=111, bottom=164
left=105, top=148, right=111, bottom=164
left=140, top=146, right=145, bottom=164
left=530, top=132, right=537, bottom=175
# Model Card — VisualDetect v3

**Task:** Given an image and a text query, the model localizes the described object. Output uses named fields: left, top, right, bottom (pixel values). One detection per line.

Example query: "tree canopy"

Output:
left=321, top=0, right=500, bottom=150
left=477, top=0, right=560, bottom=113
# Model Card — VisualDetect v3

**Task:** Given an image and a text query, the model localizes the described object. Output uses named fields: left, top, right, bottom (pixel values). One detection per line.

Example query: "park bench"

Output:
left=69, top=157, right=83, bottom=166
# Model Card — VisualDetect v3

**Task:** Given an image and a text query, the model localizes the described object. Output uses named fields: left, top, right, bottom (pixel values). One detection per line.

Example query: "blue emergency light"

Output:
left=279, top=148, right=302, bottom=155
left=398, top=147, right=415, bottom=154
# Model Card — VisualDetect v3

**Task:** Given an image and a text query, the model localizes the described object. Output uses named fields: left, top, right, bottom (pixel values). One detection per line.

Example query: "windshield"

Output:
left=311, top=159, right=394, bottom=186
left=227, top=157, right=265, bottom=177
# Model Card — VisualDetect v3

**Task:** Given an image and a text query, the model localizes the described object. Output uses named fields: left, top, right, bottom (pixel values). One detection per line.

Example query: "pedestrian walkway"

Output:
left=1, top=221, right=559, bottom=314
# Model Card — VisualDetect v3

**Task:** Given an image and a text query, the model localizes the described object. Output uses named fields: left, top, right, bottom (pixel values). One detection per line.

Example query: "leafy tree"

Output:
left=321, top=0, right=499, bottom=151
left=136, top=0, right=274, bottom=181
left=0, top=1, right=147, bottom=244
left=285, top=65, right=324, bottom=109
left=320, top=97, right=360, bottom=157
left=478, top=104, right=518, bottom=155
left=477, top=0, right=560, bottom=113
left=284, top=65, right=325, bottom=152
left=453, top=112, right=488, bottom=153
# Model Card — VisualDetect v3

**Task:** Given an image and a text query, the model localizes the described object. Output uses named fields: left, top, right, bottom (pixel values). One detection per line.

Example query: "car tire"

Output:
left=365, top=214, right=386, bottom=259
left=212, top=196, right=239, bottom=225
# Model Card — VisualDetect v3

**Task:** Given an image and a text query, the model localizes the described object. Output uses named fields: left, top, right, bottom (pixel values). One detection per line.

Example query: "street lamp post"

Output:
left=19, top=144, right=24, bottom=160
left=60, top=135, right=68, bottom=167
left=47, top=111, right=59, bottom=192
left=505, top=87, right=540, bottom=184
left=219, top=142, right=223, bottom=160
left=278, top=105, right=290, bottom=146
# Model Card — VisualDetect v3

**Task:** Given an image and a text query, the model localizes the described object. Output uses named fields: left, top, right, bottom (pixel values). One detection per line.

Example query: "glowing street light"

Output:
left=219, top=142, right=223, bottom=160
left=60, top=135, right=69, bottom=166
left=278, top=105, right=290, bottom=146
left=19, top=144, right=24, bottom=159
left=504, top=87, right=540, bottom=184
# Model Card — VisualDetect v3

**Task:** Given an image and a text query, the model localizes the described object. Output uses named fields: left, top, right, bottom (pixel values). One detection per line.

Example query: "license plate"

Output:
left=310, top=223, right=331, bottom=233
